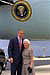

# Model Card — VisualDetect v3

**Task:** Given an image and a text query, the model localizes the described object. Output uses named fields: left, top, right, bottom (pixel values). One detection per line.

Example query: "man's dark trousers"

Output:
left=8, top=37, right=24, bottom=75
left=11, top=61, right=22, bottom=75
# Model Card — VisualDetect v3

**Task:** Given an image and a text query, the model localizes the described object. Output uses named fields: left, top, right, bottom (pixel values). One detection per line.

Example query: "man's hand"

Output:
left=8, top=58, right=13, bottom=63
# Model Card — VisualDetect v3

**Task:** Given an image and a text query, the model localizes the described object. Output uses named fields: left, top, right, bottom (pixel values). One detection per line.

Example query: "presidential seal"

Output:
left=11, top=1, right=32, bottom=22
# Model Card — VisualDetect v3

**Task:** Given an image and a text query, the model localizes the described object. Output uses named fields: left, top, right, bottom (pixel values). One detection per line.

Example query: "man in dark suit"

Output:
left=8, top=29, right=24, bottom=75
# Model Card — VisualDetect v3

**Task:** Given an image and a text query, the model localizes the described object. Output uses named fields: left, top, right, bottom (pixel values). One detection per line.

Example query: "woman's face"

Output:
left=24, top=41, right=29, bottom=48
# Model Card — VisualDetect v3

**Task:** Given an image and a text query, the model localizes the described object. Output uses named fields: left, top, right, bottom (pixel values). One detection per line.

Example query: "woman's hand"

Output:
left=29, top=60, right=32, bottom=68
left=29, top=64, right=32, bottom=68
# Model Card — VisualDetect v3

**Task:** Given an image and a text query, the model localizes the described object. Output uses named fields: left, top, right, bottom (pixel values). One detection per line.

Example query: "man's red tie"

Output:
left=19, top=39, right=22, bottom=50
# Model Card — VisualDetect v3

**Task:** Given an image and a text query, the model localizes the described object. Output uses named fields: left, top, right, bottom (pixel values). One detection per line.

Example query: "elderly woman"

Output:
left=22, top=39, right=35, bottom=75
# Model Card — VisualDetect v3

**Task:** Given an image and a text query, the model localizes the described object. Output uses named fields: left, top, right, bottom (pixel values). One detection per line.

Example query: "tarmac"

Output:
left=1, top=65, right=50, bottom=75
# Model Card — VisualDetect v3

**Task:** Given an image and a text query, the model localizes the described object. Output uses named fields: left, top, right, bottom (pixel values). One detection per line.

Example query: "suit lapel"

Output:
left=16, top=37, right=24, bottom=53
left=21, top=38, right=24, bottom=53
left=16, top=37, right=20, bottom=50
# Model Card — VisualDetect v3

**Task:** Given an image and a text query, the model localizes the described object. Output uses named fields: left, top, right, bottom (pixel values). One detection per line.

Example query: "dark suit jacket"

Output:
left=8, top=37, right=24, bottom=65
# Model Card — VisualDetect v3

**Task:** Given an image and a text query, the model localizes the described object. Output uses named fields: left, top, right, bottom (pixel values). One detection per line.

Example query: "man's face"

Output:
left=18, top=30, right=24, bottom=38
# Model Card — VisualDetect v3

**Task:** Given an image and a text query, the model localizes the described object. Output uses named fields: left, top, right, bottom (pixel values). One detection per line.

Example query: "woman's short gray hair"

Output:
left=23, top=39, right=30, bottom=44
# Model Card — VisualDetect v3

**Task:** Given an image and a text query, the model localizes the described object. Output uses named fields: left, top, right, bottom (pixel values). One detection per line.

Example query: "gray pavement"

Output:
left=1, top=65, right=50, bottom=75
left=1, top=70, right=50, bottom=75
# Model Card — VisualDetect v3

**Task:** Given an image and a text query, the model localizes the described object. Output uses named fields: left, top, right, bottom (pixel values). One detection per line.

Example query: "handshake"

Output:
left=27, top=66, right=32, bottom=73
